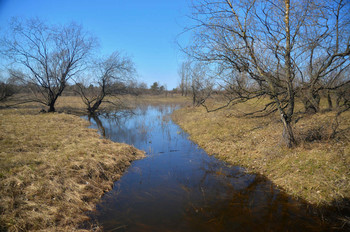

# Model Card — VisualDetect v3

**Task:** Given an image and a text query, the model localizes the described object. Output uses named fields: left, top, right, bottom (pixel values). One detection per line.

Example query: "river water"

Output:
left=85, top=105, right=333, bottom=231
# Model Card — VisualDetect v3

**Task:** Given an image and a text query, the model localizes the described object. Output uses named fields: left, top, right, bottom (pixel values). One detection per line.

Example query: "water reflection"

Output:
left=84, top=105, right=333, bottom=231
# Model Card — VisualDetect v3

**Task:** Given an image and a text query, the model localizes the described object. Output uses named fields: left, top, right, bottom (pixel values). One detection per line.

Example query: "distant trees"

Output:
left=190, top=62, right=214, bottom=107
left=0, top=18, right=96, bottom=112
left=0, top=81, right=16, bottom=102
left=126, top=80, right=148, bottom=96
left=150, top=82, right=166, bottom=94
left=0, top=74, right=18, bottom=102
left=178, top=61, right=191, bottom=96
left=178, top=60, right=214, bottom=106
left=75, top=51, right=135, bottom=115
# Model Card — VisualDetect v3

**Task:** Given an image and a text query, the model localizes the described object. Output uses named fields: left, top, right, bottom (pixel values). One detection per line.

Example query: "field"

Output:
left=0, top=97, right=147, bottom=231
left=1, top=93, right=349, bottom=230
left=0, top=94, right=188, bottom=115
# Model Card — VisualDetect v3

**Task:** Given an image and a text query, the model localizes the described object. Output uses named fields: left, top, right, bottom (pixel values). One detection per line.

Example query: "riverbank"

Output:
left=0, top=109, right=145, bottom=231
left=172, top=101, right=350, bottom=214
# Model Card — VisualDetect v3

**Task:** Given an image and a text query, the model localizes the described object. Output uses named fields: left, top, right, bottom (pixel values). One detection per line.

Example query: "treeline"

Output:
left=0, top=80, right=171, bottom=99
left=178, top=0, right=350, bottom=147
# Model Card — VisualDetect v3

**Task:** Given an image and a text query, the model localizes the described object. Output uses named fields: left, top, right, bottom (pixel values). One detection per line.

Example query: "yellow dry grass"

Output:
left=0, top=93, right=186, bottom=231
left=0, top=94, right=188, bottom=115
left=0, top=109, right=145, bottom=231
left=172, top=99, right=350, bottom=206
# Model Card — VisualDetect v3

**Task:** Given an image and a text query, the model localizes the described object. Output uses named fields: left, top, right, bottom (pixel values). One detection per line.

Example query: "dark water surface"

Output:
left=84, top=105, right=333, bottom=231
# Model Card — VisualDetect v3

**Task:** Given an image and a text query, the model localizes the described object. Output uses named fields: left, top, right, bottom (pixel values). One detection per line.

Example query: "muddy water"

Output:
left=85, top=105, right=333, bottom=231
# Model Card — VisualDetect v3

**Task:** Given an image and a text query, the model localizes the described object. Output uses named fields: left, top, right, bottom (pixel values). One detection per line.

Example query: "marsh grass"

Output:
left=172, top=99, right=350, bottom=207
left=0, top=109, right=145, bottom=231
left=0, top=94, right=187, bottom=231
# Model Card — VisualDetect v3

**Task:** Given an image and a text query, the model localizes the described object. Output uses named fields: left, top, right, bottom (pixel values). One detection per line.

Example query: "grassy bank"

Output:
left=172, top=100, right=350, bottom=207
left=0, top=109, right=145, bottom=231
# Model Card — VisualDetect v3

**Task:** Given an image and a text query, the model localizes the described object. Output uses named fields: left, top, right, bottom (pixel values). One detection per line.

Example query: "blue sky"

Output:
left=0, top=0, right=192, bottom=89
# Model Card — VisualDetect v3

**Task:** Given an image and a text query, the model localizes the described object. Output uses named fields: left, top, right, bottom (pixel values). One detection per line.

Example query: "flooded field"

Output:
left=84, top=105, right=333, bottom=231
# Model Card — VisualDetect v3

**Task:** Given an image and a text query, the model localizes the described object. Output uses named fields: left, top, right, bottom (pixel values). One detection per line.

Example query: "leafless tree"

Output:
left=298, top=0, right=350, bottom=113
left=75, top=51, right=135, bottom=115
left=0, top=18, right=96, bottom=112
left=184, top=0, right=314, bottom=147
left=178, top=61, right=191, bottom=96
left=188, top=61, right=215, bottom=106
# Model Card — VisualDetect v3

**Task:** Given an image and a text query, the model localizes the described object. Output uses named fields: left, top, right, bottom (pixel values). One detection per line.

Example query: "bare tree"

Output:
left=184, top=0, right=314, bottom=147
left=299, top=0, right=350, bottom=113
left=178, top=61, right=191, bottom=96
left=75, top=51, right=135, bottom=115
left=0, top=18, right=96, bottom=112
left=184, top=60, right=214, bottom=106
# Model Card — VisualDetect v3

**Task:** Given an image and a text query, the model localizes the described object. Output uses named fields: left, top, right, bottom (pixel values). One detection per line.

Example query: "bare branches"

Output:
left=75, top=51, right=135, bottom=115
left=183, top=0, right=320, bottom=147
left=298, top=0, right=350, bottom=113
left=0, top=18, right=96, bottom=112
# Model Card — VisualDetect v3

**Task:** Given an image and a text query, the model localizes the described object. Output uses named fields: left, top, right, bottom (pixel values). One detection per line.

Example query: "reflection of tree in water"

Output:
left=89, top=105, right=178, bottom=150
left=88, top=114, right=106, bottom=138
left=179, top=157, right=329, bottom=232
left=89, top=110, right=141, bottom=145
left=87, top=105, right=333, bottom=232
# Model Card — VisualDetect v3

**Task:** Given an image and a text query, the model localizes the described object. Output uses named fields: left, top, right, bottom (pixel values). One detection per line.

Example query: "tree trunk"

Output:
left=282, top=0, right=296, bottom=148
left=281, top=113, right=296, bottom=148
left=47, top=98, right=56, bottom=112
left=303, top=90, right=320, bottom=114
left=327, top=91, right=333, bottom=110
left=48, top=104, right=55, bottom=112
left=89, top=114, right=106, bottom=138
left=192, top=86, right=196, bottom=106
left=88, top=99, right=103, bottom=115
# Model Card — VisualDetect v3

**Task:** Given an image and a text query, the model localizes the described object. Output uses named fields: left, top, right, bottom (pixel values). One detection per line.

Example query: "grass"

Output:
left=0, top=93, right=188, bottom=115
left=172, top=98, right=350, bottom=207
left=0, top=93, right=187, bottom=231
left=4, top=92, right=347, bottom=229
left=0, top=108, right=145, bottom=231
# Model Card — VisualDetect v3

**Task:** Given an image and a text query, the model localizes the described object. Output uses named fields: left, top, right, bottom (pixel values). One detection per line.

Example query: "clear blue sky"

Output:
left=0, top=0, right=192, bottom=89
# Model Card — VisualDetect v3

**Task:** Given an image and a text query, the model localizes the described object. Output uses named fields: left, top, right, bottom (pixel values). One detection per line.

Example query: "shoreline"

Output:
left=0, top=109, right=145, bottom=231
left=172, top=105, right=350, bottom=229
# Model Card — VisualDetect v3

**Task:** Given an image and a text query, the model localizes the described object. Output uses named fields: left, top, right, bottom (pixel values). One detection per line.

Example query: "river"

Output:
left=84, top=104, right=332, bottom=231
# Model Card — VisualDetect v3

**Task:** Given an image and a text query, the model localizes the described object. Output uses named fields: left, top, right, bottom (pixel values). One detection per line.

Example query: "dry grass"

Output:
left=0, top=93, right=186, bottom=231
left=0, top=109, right=145, bottom=231
left=0, top=94, right=188, bottom=115
left=172, top=99, right=350, bottom=207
